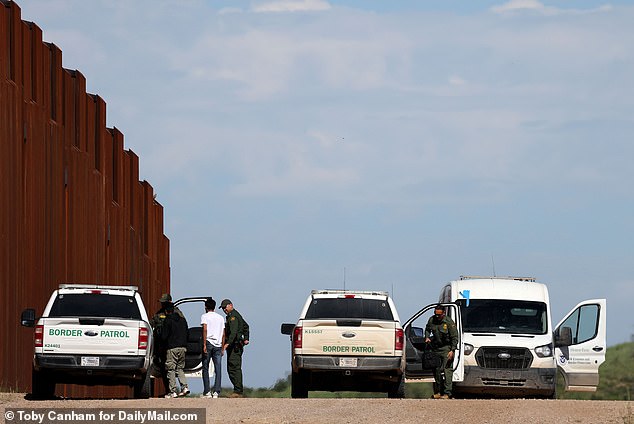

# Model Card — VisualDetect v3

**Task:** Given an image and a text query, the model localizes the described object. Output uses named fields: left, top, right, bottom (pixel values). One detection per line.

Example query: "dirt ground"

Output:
left=1, top=393, right=632, bottom=424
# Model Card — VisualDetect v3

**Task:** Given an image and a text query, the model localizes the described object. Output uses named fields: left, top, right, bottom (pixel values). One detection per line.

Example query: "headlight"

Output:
left=535, top=343, right=553, bottom=358
left=464, top=343, right=474, bottom=355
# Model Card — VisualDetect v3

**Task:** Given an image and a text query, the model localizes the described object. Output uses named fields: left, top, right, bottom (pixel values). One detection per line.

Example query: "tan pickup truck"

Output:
left=281, top=290, right=405, bottom=398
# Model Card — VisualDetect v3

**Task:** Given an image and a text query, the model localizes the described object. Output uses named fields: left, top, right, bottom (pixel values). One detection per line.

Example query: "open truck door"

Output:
left=554, top=299, right=606, bottom=392
left=403, top=303, right=463, bottom=383
left=173, top=297, right=214, bottom=378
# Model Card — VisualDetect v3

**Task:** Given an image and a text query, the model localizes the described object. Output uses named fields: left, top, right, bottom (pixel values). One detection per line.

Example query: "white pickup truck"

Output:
left=21, top=285, right=154, bottom=399
left=281, top=290, right=405, bottom=398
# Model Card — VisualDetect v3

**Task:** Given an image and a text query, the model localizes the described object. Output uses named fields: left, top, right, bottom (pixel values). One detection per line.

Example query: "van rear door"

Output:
left=403, top=303, right=463, bottom=382
left=554, top=299, right=606, bottom=392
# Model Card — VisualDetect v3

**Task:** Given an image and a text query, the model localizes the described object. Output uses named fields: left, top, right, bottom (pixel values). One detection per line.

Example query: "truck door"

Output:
left=174, top=297, right=212, bottom=377
left=403, top=303, right=463, bottom=382
left=554, top=299, right=606, bottom=392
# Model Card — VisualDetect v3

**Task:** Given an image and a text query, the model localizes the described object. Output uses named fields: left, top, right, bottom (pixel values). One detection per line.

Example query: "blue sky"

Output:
left=18, top=0, right=634, bottom=388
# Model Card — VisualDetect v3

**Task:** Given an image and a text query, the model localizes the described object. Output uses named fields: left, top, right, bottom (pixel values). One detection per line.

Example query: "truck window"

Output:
left=304, top=298, right=394, bottom=320
left=49, top=294, right=142, bottom=320
left=457, top=299, right=547, bottom=334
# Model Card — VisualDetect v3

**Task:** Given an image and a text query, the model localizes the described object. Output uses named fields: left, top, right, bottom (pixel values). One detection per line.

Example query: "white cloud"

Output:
left=252, top=0, right=331, bottom=13
left=491, top=0, right=613, bottom=16
left=491, top=0, right=558, bottom=15
left=170, top=25, right=410, bottom=99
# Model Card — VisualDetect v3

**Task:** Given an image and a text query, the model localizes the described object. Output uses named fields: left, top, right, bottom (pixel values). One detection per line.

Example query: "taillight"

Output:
left=395, top=328, right=404, bottom=351
left=34, top=325, right=44, bottom=347
left=293, top=326, right=303, bottom=349
left=138, top=327, right=149, bottom=349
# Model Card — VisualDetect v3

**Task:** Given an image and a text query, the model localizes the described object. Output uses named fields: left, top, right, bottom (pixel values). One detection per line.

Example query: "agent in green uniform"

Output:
left=425, top=305, right=459, bottom=399
left=220, top=298, right=250, bottom=397
left=150, top=294, right=185, bottom=395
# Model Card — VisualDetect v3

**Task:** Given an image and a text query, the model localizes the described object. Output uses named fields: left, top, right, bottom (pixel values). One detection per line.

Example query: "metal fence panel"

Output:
left=0, top=0, right=171, bottom=397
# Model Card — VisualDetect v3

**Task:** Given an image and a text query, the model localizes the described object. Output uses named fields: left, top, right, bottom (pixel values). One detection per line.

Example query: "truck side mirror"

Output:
left=281, top=323, right=295, bottom=335
left=21, top=308, right=36, bottom=327
left=554, top=326, right=573, bottom=347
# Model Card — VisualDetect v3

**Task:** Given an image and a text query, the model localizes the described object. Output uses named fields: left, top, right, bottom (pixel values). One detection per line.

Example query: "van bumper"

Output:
left=455, top=365, right=556, bottom=397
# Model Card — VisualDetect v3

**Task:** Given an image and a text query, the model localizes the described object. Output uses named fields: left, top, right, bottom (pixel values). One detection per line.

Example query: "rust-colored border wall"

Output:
left=0, top=1, right=170, bottom=397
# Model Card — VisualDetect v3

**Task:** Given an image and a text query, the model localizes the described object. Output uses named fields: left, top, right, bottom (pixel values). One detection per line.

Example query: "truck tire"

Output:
left=291, top=371, right=308, bottom=398
left=31, top=369, right=55, bottom=400
left=387, top=375, right=405, bottom=398
left=134, top=372, right=151, bottom=399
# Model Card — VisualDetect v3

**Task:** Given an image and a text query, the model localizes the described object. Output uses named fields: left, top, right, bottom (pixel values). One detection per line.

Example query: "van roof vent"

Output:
left=459, top=275, right=536, bottom=282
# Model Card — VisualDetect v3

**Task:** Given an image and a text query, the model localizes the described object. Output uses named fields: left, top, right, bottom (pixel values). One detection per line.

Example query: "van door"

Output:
left=554, top=299, right=606, bottom=392
left=403, top=303, right=463, bottom=382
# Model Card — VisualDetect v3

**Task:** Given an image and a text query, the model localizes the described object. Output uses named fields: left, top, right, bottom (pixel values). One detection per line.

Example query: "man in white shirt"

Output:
left=200, top=298, right=225, bottom=398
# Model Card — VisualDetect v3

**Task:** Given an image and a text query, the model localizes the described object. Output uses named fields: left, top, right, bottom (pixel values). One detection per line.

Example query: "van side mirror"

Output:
left=21, top=308, right=36, bottom=327
left=281, top=323, right=295, bottom=335
left=554, top=326, right=573, bottom=347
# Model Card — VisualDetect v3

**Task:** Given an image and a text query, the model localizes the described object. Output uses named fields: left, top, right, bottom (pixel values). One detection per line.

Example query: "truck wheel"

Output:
left=31, top=369, right=55, bottom=400
left=134, top=372, right=151, bottom=399
left=291, top=371, right=308, bottom=398
left=387, top=375, right=405, bottom=398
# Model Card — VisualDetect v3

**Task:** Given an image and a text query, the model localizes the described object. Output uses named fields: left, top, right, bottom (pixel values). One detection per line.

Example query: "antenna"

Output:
left=343, top=267, right=346, bottom=291
left=491, top=254, right=497, bottom=277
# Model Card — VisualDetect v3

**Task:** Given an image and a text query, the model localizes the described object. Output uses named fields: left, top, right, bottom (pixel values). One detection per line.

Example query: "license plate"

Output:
left=81, top=357, right=99, bottom=367
left=339, top=357, right=357, bottom=367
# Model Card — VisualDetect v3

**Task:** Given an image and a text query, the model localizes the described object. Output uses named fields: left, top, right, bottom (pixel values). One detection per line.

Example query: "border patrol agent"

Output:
left=221, top=299, right=250, bottom=397
left=150, top=294, right=185, bottom=395
left=425, top=304, right=459, bottom=399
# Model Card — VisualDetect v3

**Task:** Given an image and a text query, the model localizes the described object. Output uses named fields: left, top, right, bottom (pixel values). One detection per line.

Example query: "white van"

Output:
left=403, top=276, right=606, bottom=398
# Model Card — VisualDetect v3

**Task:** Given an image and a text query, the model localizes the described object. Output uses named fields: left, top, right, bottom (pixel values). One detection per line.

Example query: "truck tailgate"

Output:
left=41, top=318, right=142, bottom=355
left=301, top=320, right=397, bottom=356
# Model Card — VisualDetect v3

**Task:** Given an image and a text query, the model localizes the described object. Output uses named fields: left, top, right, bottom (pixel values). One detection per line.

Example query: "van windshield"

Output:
left=457, top=299, right=548, bottom=334
left=49, top=294, right=142, bottom=320
left=305, top=298, right=394, bottom=320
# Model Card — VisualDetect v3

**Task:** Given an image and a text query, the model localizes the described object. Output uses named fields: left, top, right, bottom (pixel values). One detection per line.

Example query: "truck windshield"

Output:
left=305, top=298, right=394, bottom=320
left=457, top=299, right=548, bottom=334
left=49, top=294, right=142, bottom=320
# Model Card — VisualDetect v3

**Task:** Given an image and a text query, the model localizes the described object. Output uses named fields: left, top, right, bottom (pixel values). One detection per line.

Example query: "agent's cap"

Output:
left=159, top=293, right=172, bottom=303
left=220, top=299, right=232, bottom=310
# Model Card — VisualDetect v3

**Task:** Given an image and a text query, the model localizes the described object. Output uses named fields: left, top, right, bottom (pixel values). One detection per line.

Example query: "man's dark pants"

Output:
left=432, top=347, right=453, bottom=396
left=226, top=344, right=244, bottom=394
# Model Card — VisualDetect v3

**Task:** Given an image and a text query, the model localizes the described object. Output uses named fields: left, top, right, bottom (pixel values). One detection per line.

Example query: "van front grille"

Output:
left=475, top=347, right=533, bottom=369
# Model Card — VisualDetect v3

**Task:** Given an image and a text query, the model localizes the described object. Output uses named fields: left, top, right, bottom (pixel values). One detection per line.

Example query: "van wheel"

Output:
left=134, top=372, right=151, bottom=399
left=291, top=371, right=308, bottom=398
left=31, top=369, right=55, bottom=400
left=387, top=375, right=405, bottom=398
left=544, top=388, right=557, bottom=399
